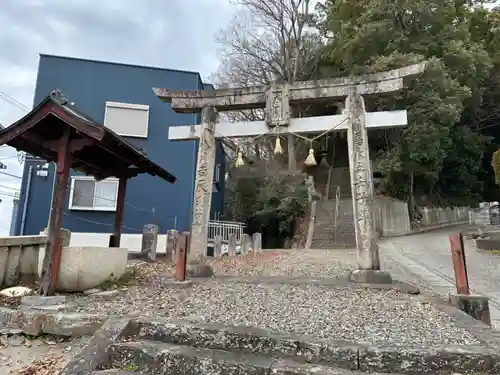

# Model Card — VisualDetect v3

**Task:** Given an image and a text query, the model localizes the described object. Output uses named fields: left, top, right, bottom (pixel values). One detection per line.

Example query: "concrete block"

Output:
left=4, top=245, right=21, bottom=286
left=214, top=235, right=222, bottom=257
left=21, top=295, right=66, bottom=307
left=228, top=235, right=237, bottom=257
left=252, top=233, right=262, bottom=252
left=166, top=229, right=178, bottom=263
left=449, top=294, right=491, bottom=326
left=242, top=234, right=252, bottom=254
left=38, top=246, right=128, bottom=292
left=141, top=224, right=159, bottom=262
left=349, top=269, right=393, bottom=285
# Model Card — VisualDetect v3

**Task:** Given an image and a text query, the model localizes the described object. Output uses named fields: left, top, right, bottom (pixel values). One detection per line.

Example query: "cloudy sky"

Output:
left=0, top=0, right=236, bottom=235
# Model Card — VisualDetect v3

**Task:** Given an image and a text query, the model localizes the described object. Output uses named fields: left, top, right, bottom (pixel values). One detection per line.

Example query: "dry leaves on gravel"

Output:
left=14, top=355, right=67, bottom=375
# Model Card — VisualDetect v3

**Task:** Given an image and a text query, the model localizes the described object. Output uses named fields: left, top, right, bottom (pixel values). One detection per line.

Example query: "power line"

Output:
left=0, top=191, right=19, bottom=198
left=0, top=92, right=29, bottom=112
left=0, top=184, right=20, bottom=191
left=0, top=154, right=19, bottom=161
left=0, top=170, right=22, bottom=179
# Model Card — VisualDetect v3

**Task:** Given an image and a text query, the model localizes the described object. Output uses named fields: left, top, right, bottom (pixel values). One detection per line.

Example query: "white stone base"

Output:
left=38, top=246, right=128, bottom=292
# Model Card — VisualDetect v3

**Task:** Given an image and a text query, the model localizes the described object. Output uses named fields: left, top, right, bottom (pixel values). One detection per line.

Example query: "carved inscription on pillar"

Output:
left=346, top=92, right=380, bottom=270
left=190, top=106, right=217, bottom=261
left=265, top=85, right=290, bottom=127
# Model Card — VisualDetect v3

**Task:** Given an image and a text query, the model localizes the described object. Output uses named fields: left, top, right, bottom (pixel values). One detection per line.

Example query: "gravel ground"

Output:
left=208, top=249, right=356, bottom=277
left=64, top=249, right=479, bottom=347
left=67, top=249, right=357, bottom=316
left=69, top=281, right=479, bottom=347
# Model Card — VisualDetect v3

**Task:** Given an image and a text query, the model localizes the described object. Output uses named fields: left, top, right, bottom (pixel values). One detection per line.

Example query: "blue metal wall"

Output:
left=14, top=55, right=225, bottom=236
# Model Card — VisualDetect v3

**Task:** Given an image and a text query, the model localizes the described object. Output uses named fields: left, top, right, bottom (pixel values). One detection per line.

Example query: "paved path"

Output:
left=379, top=225, right=500, bottom=328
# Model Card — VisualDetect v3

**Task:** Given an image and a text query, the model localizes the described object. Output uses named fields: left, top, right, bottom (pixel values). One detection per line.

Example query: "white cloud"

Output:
left=0, top=0, right=236, bottom=234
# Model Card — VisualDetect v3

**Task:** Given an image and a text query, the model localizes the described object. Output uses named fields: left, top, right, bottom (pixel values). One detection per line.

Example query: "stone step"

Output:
left=128, top=318, right=358, bottom=368
left=109, top=340, right=368, bottom=375
left=312, top=237, right=356, bottom=243
left=110, top=340, right=273, bottom=375
left=311, top=243, right=356, bottom=249
left=61, top=316, right=493, bottom=374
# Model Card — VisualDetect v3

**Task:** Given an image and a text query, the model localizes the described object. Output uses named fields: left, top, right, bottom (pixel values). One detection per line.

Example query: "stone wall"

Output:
left=374, top=198, right=469, bottom=237
left=420, top=206, right=469, bottom=227
left=469, top=201, right=499, bottom=226
left=375, top=197, right=411, bottom=236
left=0, top=235, right=46, bottom=287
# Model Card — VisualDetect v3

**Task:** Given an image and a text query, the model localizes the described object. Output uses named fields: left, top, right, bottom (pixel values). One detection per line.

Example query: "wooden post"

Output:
left=110, top=176, right=127, bottom=248
left=175, top=232, right=190, bottom=282
left=40, top=128, right=71, bottom=296
left=449, top=232, right=470, bottom=295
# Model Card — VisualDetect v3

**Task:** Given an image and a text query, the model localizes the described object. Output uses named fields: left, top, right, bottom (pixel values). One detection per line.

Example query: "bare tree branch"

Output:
left=209, top=0, right=322, bottom=169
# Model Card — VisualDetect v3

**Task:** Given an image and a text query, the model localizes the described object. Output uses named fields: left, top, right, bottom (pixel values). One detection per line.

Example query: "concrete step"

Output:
left=109, top=340, right=372, bottom=374
left=106, top=317, right=368, bottom=374
left=110, top=340, right=274, bottom=374
left=311, top=242, right=356, bottom=249
left=62, top=316, right=487, bottom=374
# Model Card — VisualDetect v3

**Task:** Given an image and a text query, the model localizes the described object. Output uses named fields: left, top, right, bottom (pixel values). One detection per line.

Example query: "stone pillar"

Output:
left=141, top=224, right=159, bottom=262
left=214, top=235, right=222, bottom=257
left=252, top=233, right=262, bottom=252
left=228, top=234, right=237, bottom=257
left=166, top=229, right=178, bottom=262
left=449, top=294, right=491, bottom=326
left=345, top=92, right=390, bottom=284
left=189, top=106, right=218, bottom=262
left=60, top=228, right=71, bottom=247
left=241, top=234, right=252, bottom=254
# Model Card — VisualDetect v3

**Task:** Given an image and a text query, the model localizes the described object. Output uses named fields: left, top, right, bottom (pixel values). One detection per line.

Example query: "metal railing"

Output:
left=333, top=185, right=341, bottom=241
left=208, top=220, right=245, bottom=244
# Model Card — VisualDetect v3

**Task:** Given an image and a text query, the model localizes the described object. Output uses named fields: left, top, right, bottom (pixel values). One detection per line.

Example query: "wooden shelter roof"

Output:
left=0, top=90, right=176, bottom=183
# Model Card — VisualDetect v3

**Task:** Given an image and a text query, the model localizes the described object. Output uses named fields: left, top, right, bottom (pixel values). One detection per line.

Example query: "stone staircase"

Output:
left=61, top=317, right=410, bottom=374
left=311, top=198, right=356, bottom=249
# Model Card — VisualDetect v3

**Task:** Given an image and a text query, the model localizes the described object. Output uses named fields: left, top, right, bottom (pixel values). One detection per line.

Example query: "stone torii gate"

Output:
left=154, top=62, right=426, bottom=282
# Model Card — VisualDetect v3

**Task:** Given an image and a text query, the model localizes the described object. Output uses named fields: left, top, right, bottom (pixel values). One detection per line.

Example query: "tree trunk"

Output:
left=408, top=171, right=416, bottom=219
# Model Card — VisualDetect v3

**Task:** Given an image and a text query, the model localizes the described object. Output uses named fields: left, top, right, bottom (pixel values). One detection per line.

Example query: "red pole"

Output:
left=175, top=232, right=190, bottom=282
left=41, top=128, right=72, bottom=296
left=449, top=232, right=470, bottom=295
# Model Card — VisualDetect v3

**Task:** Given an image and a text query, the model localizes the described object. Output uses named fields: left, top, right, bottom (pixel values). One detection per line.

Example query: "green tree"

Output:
left=316, top=0, right=493, bottom=208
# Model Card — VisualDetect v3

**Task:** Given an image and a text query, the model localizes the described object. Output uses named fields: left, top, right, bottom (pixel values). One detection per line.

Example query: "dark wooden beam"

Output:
left=51, top=104, right=104, bottom=140
left=0, top=105, right=52, bottom=145
left=110, top=177, right=128, bottom=247
left=40, top=128, right=72, bottom=296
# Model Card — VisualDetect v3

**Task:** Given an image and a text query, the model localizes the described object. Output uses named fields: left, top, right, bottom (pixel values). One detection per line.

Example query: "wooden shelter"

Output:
left=0, top=89, right=176, bottom=295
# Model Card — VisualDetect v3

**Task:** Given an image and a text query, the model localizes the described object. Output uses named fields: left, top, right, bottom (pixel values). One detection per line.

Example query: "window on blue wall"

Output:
left=104, top=101, right=149, bottom=138
left=69, top=176, right=118, bottom=211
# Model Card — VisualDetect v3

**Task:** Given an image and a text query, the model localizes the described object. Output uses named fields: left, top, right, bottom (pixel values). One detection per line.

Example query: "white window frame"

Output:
left=69, top=176, right=119, bottom=212
left=104, top=101, right=150, bottom=138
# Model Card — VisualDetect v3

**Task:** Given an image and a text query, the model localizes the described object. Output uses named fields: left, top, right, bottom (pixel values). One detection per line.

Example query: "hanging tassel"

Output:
left=304, top=147, right=317, bottom=167
left=235, top=151, right=245, bottom=167
left=274, top=137, right=283, bottom=155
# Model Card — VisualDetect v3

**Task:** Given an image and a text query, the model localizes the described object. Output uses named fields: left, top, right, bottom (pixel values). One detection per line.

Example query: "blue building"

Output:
left=12, top=54, right=225, bottom=236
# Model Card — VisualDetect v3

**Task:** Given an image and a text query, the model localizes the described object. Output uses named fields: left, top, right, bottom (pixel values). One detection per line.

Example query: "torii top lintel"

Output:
left=153, top=62, right=427, bottom=114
